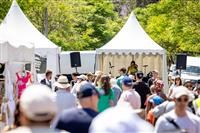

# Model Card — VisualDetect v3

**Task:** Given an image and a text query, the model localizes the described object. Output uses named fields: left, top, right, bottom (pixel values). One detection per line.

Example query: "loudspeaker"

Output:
left=0, top=63, right=5, bottom=74
left=70, top=52, right=81, bottom=68
left=176, top=53, right=187, bottom=70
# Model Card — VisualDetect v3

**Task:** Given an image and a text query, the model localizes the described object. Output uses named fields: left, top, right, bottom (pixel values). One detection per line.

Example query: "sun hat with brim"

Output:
left=54, top=75, right=71, bottom=89
left=20, top=85, right=57, bottom=122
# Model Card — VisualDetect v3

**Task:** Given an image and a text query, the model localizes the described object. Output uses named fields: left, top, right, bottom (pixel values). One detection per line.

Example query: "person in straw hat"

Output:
left=54, top=75, right=76, bottom=114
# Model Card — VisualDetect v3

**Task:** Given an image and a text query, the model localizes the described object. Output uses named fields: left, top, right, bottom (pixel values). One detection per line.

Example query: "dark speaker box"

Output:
left=0, top=63, right=5, bottom=74
left=70, top=52, right=81, bottom=68
left=176, top=54, right=187, bottom=70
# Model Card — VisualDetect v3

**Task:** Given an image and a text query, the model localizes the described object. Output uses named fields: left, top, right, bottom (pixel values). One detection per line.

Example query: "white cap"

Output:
left=54, top=75, right=71, bottom=89
left=20, top=85, right=57, bottom=122
left=89, top=104, right=153, bottom=132
left=94, top=70, right=103, bottom=76
left=77, top=75, right=87, bottom=80
left=110, top=78, right=117, bottom=85
left=172, top=86, right=194, bottom=101
left=172, top=86, right=189, bottom=99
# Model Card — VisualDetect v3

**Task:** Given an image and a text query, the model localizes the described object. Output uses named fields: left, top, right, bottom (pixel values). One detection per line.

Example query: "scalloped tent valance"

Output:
left=96, top=49, right=165, bottom=55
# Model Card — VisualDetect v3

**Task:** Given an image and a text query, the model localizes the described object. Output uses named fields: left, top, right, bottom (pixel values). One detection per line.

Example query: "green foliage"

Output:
left=135, top=0, right=200, bottom=63
left=0, top=0, right=123, bottom=51
left=0, top=0, right=12, bottom=23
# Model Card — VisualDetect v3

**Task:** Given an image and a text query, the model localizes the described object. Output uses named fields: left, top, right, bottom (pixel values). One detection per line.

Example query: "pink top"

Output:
left=118, top=89, right=141, bottom=109
left=16, top=71, right=31, bottom=99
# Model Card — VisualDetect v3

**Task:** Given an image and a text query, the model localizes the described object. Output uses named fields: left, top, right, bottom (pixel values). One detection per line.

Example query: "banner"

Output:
left=35, top=54, right=47, bottom=73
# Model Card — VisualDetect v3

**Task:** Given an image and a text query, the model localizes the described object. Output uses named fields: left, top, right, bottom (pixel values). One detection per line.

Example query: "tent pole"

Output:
left=162, top=51, right=168, bottom=93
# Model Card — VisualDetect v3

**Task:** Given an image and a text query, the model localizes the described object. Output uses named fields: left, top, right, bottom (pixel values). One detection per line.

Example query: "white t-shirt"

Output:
left=89, top=104, right=154, bottom=133
left=118, top=89, right=141, bottom=109
left=55, top=90, right=76, bottom=114
left=155, top=110, right=200, bottom=133
left=8, top=126, right=67, bottom=133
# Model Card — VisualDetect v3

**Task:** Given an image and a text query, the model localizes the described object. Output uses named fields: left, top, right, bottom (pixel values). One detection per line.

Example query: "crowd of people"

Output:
left=1, top=60, right=200, bottom=133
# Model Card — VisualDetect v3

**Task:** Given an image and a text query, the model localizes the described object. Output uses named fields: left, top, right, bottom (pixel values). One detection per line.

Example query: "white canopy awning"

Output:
left=0, top=0, right=57, bottom=49
left=96, top=13, right=165, bottom=55
left=96, top=12, right=168, bottom=90
left=0, top=0, right=60, bottom=74
left=0, top=40, right=34, bottom=63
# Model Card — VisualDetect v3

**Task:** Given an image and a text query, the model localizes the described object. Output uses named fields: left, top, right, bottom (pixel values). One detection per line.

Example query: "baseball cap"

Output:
left=77, top=74, right=87, bottom=80
left=172, top=86, right=190, bottom=99
left=149, top=95, right=164, bottom=105
left=122, top=76, right=133, bottom=86
left=20, top=85, right=57, bottom=122
left=135, top=71, right=144, bottom=79
left=77, top=82, right=99, bottom=99
left=152, top=70, right=158, bottom=74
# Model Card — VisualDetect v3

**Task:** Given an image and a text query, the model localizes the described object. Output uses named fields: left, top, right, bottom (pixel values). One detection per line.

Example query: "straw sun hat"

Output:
left=54, top=75, right=71, bottom=89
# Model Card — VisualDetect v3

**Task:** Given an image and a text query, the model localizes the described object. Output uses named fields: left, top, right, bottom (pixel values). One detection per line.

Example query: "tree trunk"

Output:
left=43, top=7, right=48, bottom=37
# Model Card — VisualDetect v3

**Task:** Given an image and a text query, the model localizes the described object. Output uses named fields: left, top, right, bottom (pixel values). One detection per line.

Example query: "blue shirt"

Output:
left=55, top=108, right=98, bottom=133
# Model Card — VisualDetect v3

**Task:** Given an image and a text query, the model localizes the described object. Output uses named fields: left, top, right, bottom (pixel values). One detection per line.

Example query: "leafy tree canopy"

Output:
left=0, top=0, right=124, bottom=51
left=135, top=0, right=200, bottom=63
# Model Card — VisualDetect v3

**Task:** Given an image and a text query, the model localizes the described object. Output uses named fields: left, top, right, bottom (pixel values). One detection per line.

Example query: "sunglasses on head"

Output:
left=177, top=97, right=188, bottom=102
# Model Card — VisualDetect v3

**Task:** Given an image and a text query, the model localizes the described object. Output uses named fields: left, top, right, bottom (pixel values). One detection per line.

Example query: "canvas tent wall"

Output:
left=0, top=40, right=35, bottom=126
left=60, top=51, right=96, bottom=74
left=96, top=12, right=168, bottom=88
left=0, top=40, right=35, bottom=81
left=0, top=0, right=60, bottom=76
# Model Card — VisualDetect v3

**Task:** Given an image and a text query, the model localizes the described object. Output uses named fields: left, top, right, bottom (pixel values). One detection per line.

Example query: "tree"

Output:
left=111, top=0, right=160, bottom=17
left=0, top=0, right=124, bottom=51
left=0, top=0, right=12, bottom=23
left=135, top=0, right=200, bottom=64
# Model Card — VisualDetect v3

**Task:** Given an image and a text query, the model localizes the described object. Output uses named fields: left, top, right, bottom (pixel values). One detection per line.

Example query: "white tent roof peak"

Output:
left=97, top=12, right=165, bottom=55
left=0, top=0, right=58, bottom=49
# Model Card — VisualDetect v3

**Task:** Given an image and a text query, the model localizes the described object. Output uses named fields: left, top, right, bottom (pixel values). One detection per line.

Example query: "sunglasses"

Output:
left=177, top=97, right=188, bottom=102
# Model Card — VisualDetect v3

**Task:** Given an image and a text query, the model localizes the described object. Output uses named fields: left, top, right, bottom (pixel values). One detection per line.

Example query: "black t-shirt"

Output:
left=133, top=81, right=150, bottom=109
left=147, top=78, right=154, bottom=87
left=55, top=108, right=98, bottom=133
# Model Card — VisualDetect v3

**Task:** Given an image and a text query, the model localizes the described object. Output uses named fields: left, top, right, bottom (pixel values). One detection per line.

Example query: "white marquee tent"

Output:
left=96, top=12, right=168, bottom=88
left=0, top=40, right=35, bottom=126
left=0, top=0, right=60, bottom=76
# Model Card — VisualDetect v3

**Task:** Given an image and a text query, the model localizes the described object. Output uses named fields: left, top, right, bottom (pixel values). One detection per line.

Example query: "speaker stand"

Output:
left=179, top=69, right=182, bottom=77
left=75, top=67, right=78, bottom=73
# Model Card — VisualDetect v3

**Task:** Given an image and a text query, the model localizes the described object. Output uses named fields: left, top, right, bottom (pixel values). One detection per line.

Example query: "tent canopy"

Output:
left=0, top=0, right=57, bottom=49
left=96, top=13, right=165, bottom=55
left=0, top=0, right=60, bottom=74
left=96, top=12, right=168, bottom=90
left=0, top=40, right=34, bottom=63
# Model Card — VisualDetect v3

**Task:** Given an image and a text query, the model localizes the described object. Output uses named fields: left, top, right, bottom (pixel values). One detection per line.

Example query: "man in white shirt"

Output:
left=155, top=86, right=200, bottom=133
left=54, top=76, right=76, bottom=114
left=118, top=76, right=141, bottom=109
